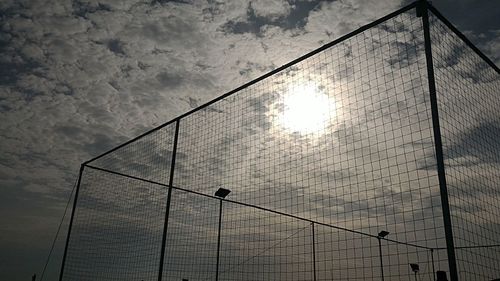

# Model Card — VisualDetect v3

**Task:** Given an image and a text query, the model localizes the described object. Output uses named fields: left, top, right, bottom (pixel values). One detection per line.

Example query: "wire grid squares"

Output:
left=218, top=200, right=313, bottom=281
left=60, top=3, right=500, bottom=281
left=429, top=10, right=500, bottom=280
left=314, top=225, right=437, bottom=281
left=174, top=10, right=445, bottom=254
left=89, top=123, right=177, bottom=185
left=62, top=168, right=167, bottom=281
left=162, top=190, right=220, bottom=281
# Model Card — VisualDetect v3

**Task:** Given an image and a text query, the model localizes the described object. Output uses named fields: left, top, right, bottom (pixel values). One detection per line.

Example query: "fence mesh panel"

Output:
left=162, top=190, right=219, bottom=280
left=61, top=168, right=167, bottom=281
left=429, top=10, right=500, bottom=281
left=60, top=3, right=500, bottom=281
left=174, top=9, right=445, bottom=251
left=218, top=200, right=313, bottom=281
left=90, top=123, right=176, bottom=184
left=315, top=225, right=437, bottom=281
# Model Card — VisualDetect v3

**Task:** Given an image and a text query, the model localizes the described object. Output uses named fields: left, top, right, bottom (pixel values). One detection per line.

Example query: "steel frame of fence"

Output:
left=58, top=1, right=500, bottom=281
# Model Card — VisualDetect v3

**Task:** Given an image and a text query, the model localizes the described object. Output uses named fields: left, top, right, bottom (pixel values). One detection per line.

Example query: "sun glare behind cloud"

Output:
left=278, top=82, right=336, bottom=135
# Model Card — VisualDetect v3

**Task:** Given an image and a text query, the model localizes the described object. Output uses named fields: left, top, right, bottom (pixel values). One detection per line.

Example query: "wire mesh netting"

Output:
left=62, top=168, right=167, bottom=281
left=60, top=2, right=499, bottom=281
left=162, top=190, right=219, bottom=280
left=173, top=7, right=446, bottom=253
left=429, top=9, right=500, bottom=281
left=89, top=122, right=177, bottom=184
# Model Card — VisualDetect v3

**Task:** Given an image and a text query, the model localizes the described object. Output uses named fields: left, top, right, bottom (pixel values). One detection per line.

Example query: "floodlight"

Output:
left=214, top=188, right=231, bottom=199
left=376, top=230, right=389, bottom=281
left=378, top=230, right=389, bottom=238
left=410, top=263, right=420, bottom=273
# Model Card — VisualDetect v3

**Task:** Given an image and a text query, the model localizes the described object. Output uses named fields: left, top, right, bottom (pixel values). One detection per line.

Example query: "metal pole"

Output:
left=58, top=164, right=85, bottom=281
left=431, top=249, right=436, bottom=281
left=418, top=1, right=459, bottom=280
left=216, top=199, right=223, bottom=281
left=378, top=237, right=384, bottom=281
left=312, top=222, right=317, bottom=281
left=415, top=271, right=418, bottom=281
left=157, top=120, right=181, bottom=281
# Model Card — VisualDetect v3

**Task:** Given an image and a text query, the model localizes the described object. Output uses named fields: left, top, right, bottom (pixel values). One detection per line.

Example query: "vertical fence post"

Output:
left=431, top=249, right=436, bottom=281
left=418, top=1, right=459, bottom=280
left=216, top=199, right=223, bottom=281
left=58, top=164, right=85, bottom=281
left=377, top=237, right=384, bottom=281
left=311, top=222, right=317, bottom=281
left=157, top=119, right=181, bottom=281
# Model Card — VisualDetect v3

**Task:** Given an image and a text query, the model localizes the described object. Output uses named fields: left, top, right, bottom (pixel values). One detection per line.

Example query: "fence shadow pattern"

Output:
left=60, top=2, right=500, bottom=281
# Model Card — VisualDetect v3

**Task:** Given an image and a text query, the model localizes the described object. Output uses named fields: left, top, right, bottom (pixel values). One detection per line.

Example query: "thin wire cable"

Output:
left=39, top=176, right=79, bottom=281
left=204, top=223, right=312, bottom=281
left=433, top=245, right=500, bottom=250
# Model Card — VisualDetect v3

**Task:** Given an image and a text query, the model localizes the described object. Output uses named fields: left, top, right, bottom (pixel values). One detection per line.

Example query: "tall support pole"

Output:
left=58, top=164, right=85, bottom=281
left=378, top=237, right=384, bottom=281
left=418, top=1, right=458, bottom=280
left=312, top=222, right=317, bottom=281
left=215, top=199, right=223, bottom=281
left=157, top=119, right=181, bottom=281
left=431, top=249, right=436, bottom=281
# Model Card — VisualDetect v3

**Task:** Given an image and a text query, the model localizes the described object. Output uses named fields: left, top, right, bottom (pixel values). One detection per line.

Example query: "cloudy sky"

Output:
left=0, top=0, right=499, bottom=280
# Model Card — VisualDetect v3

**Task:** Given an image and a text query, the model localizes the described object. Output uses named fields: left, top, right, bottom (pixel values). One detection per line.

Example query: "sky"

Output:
left=0, top=0, right=499, bottom=281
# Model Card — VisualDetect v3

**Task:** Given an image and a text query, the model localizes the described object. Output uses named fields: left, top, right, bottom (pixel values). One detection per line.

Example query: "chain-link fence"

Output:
left=59, top=1, right=500, bottom=280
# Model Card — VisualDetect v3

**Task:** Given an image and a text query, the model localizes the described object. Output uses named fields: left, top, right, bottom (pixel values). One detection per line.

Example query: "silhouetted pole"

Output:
left=377, top=231, right=389, bottom=281
left=410, top=263, right=420, bottom=281
left=436, top=271, right=448, bottom=281
left=32, top=274, right=36, bottom=281
left=418, top=0, right=458, bottom=279
left=157, top=119, right=180, bottom=281
left=431, top=249, right=436, bottom=281
left=216, top=199, right=222, bottom=281
left=58, top=165, right=85, bottom=281
left=214, top=188, right=231, bottom=281
left=311, top=222, right=317, bottom=281
left=378, top=238, right=384, bottom=281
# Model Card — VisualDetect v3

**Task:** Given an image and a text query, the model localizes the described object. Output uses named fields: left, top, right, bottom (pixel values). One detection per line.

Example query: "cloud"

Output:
left=305, top=0, right=402, bottom=39
left=479, top=30, right=500, bottom=65
left=1, top=0, right=499, bottom=280
left=443, top=122, right=500, bottom=165
left=219, top=0, right=325, bottom=37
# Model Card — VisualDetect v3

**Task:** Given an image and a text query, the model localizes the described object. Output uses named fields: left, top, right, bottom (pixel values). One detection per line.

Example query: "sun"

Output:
left=278, top=82, right=335, bottom=135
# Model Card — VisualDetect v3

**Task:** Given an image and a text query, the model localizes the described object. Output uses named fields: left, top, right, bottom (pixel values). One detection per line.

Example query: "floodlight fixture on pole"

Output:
left=377, top=230, right=389, bottom=281
left=410, top=263, right=420, bottom=273
left=215, top=187, right=231, bottom=281
left=410, top=263, right=420, bottom=281
left=215, top=187, right=231, bottom=199
left=378, top=230, right=389, bottom=238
